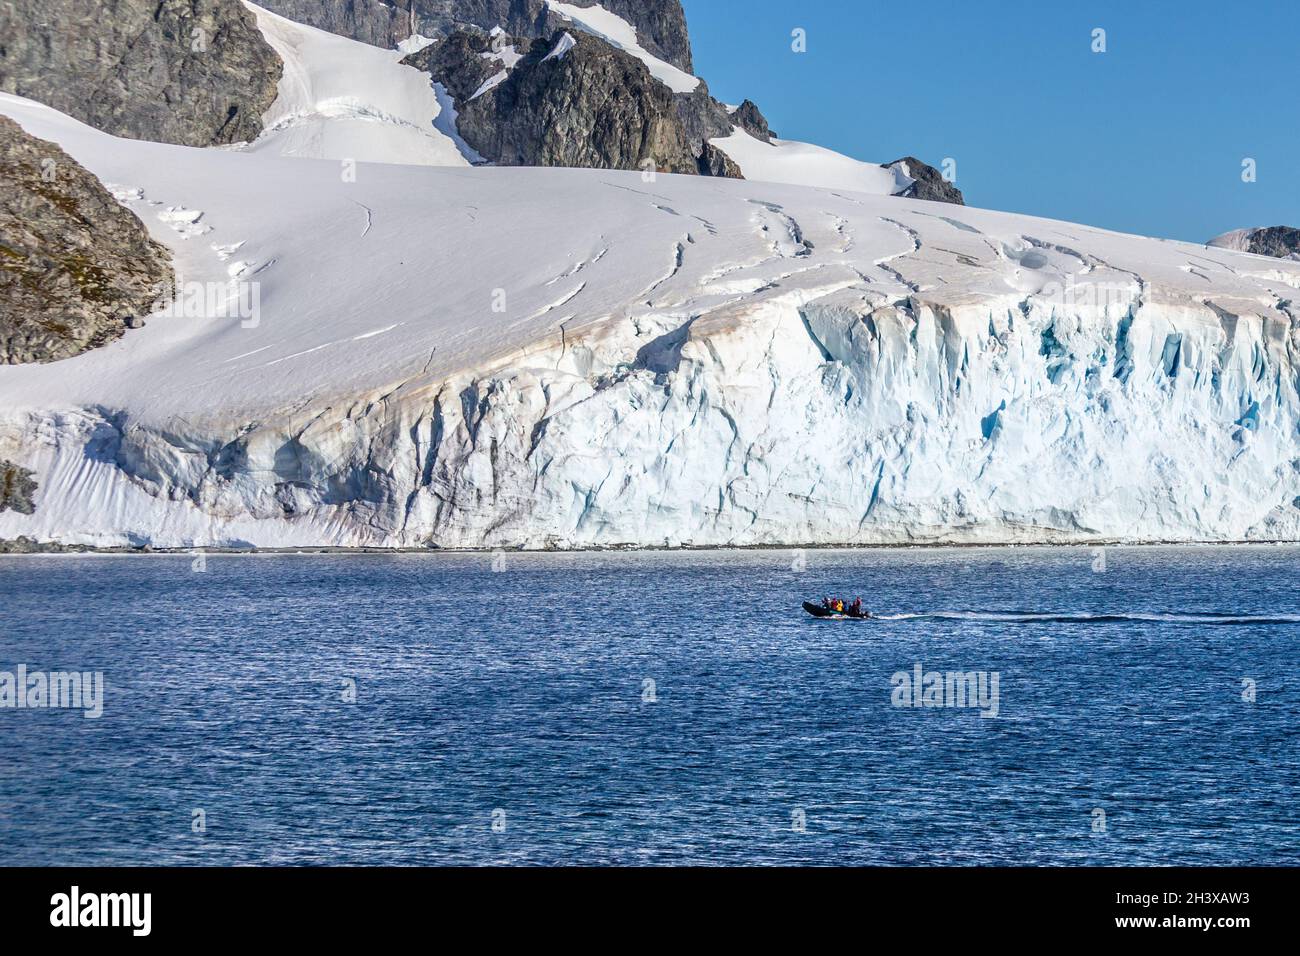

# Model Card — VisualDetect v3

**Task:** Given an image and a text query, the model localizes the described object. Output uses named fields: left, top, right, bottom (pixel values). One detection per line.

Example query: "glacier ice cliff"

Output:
left=5, top=281, right=1299, bottom=549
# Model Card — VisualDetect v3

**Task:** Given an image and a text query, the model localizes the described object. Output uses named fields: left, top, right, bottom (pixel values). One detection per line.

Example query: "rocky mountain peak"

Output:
left=731, top=100, right=775, bottom=142
left=883, top=157, right=965, bottom=205
left=407, top=28, right=729, bottom=176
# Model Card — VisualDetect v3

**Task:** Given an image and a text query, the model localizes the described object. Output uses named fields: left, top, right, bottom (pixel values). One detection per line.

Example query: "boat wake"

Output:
left=872, top=611, right=1300, bottom=626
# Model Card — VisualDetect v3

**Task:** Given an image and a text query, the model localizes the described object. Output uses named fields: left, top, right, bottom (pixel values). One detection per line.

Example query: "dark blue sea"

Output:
left=2, top=546, right=1297, bottom=865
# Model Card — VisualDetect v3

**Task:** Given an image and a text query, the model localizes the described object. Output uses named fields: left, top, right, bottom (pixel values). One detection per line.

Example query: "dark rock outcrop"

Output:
left=0, top=115, right=176, bottom=364
left=0, top=0, right=283, bottom=147
left=673, top=80, right=736, bottom=155
left=415, top=30, right=509, bottom=102
left=0, top=536, right=89, bottom=553
left=1212, top=226, right=1300, bottom=260
left=409, top=30, right=707, bottom=175
left=0, top=459, right=37, bottom=514
left=697, top=142, right=742, bottom=179
left=1243, top=227, right=1300, bottom=258
left=731, top=99, right=774, bottom=142
left=253, top=0, right=413, bottom=49
left=883, top=156, right=964, bottom=205
left=257, top=0, right=693, bottom=71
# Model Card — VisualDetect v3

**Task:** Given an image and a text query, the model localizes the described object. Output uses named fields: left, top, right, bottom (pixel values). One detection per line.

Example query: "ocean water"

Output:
left=1, top=545, right=1297, bottom=866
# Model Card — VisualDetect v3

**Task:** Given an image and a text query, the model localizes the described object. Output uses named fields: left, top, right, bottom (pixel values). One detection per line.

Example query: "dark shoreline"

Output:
left=3, top=538, right=1298, bottom=556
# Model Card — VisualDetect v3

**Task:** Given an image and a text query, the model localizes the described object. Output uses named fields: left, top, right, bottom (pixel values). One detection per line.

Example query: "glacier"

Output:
left=2, top=22, right=1300, bottom=550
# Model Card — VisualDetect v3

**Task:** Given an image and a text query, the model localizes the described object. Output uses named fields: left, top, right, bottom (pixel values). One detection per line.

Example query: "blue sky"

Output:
left=681, top=0, right=1298, bottom=242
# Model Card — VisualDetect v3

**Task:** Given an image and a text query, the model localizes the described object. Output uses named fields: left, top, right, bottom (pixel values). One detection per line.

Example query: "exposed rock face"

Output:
left=253, top=0, right=412, bottom=48
left=1209, top=226, right=1300, bottom=260
left=697, top=142, right=742, bottom=179
left=0, top=116, right=175, bottom=364
left=0, top=459, right=37, bottom=514
left=409, top=30, right=703, bottom=174
left=414, top=30, right=507, bottom=102
left=674, top=80, right=736, bottom=155
left=1242, top=227, right=1300, bottom=259
left=884, top=156, right=964, bottom=205
left=0, top=0, right=282, bottom=147
left=256, top=0, right=694, bottom=71
left=731, top=100, right=774, bottom=142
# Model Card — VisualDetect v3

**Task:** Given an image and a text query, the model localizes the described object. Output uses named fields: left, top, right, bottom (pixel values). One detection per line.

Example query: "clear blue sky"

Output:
left=681, top=0, right=1299, bottom=242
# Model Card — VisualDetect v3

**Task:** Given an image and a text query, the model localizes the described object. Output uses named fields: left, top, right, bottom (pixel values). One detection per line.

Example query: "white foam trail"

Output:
left=872, top=611, right=1300, bottom=625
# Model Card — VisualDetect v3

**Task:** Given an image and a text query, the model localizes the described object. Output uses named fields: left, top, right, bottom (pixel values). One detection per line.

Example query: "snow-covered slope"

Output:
left=240, top=3, right=477, bottom=166
left=2, top=90, right=1300, bottom=549
left=710, top=127, right=903, bottom=196
left=544, top=1, right=700, bottom=94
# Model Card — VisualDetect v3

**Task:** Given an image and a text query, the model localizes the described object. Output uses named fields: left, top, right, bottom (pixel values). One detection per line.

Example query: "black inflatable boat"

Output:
left=803, top=601, right=870, bottom=619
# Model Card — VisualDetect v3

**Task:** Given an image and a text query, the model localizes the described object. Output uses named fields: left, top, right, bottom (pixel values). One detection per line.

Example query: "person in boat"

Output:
left=809, top=596, right=870, bottom=617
